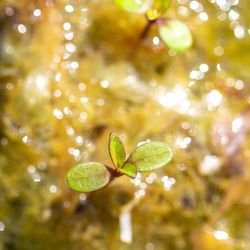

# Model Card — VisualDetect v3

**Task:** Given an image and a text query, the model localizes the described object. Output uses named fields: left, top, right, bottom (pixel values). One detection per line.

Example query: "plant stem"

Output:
left=108, top=167, right=123, bottom=182
left=140, top=18, right=157, bottom=41
left=140, top=17, right=165, bottom=42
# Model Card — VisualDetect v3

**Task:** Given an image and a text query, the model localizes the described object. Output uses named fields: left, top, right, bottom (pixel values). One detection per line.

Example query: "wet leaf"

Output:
left=146, top=0, right=171, bottom=20
left=126, top=141, right=173, bottom=171
left=120, top=163, right=137, bottom=178
left=114, top=0, right=152, bottom=14
left=109, top=133, right=126, bottom=168
left=159, top=19, right=193, bottom=52
left=66, top=162, right=111, bottom=192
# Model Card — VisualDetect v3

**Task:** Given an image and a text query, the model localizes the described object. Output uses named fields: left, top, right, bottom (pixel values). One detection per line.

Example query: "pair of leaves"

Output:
left=66, top=133, right=173, bottom=192
left=109, top=133, right=173, bottom=176
left=109, top=133, right=173, bottom=178
left=108, top=133, right=138, bottom=178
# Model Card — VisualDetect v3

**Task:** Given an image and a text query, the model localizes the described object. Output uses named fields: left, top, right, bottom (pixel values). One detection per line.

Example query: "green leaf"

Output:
left=146, top=0, right=171, bottom=20
left=120, top=163, right=137, bottom=178
left=159, top=20, right=193, bottom=53
left=126, top=141, right=173, bottom=171
left=66, top=162, right=111, bottom=192
left=114, top=0, right=152, bottom=14
left=109, top=133, right=126, bottom=168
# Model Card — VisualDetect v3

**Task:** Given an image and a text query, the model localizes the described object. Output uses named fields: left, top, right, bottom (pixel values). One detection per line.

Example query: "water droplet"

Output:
left=213, top=230, right=229, bottom=240
left=0, top=221, right=6, bottom=232
left=65, top=4, right=74, bottom=13
left=49, top=185, right=58, bottom=193
left=33, top=9, right=41, bottom=17
left=17, top=24, right=27, bottom=34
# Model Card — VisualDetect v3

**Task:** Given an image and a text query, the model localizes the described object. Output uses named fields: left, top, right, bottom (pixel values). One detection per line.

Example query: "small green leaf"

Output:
left=66, top=162, right=111, bottom=192
left=146, top=0, right=171, bottom=20
left=126, top=141, right=173, bottom=171
left=159, top=20, right=193, bottom=53
left=120, top=163, right=137, bottom=178
left=114, top=0, right=152, bottom=14
left=109, top=133, right=126, bottom=168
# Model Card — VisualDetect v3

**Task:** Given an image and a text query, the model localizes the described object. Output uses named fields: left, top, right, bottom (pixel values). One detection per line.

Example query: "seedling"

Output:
left=66, top=133, right=173, bottom=192
left=113, top=0, right=193, bottom=53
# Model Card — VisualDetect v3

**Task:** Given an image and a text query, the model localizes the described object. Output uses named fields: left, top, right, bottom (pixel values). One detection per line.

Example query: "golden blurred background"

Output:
left=0, top=0, right=250, bottom=249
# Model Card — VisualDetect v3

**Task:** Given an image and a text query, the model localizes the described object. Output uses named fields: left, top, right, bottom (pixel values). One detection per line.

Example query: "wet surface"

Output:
left=0, top=0, right=250, bottom=249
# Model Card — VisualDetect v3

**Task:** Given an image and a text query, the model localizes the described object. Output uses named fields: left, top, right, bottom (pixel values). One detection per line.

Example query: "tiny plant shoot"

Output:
left=113, top=0, right=193, bottom=53
left=66, top=133, right=173, bottom=192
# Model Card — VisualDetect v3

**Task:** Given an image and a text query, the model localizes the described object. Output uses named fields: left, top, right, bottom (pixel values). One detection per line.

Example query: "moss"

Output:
left=0, top=0, right=250, bottom=249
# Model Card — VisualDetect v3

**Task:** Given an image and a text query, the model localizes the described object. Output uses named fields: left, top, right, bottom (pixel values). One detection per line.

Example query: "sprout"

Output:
left=113, top=0, right=193, bottom=53
left=66, top=133, right=173, bottom=192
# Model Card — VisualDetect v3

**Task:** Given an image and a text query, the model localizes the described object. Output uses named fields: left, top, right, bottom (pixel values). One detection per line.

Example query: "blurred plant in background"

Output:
left=0, top=0, right=250, bottom=250
left=114, top=0, right=193, bottom=52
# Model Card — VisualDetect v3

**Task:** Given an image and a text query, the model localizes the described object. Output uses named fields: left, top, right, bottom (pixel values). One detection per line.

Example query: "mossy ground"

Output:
left=1, top=0, right=250, bottom=249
